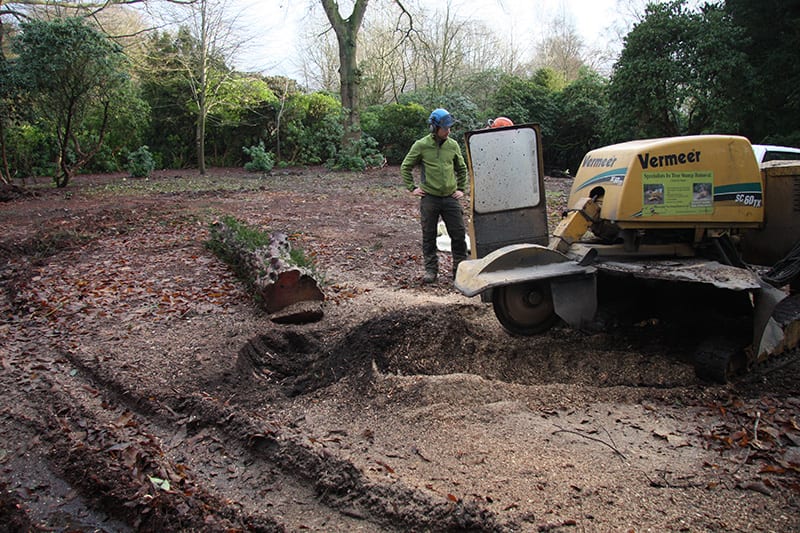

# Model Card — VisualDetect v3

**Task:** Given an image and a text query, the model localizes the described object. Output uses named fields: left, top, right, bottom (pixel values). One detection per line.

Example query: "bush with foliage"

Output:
left=606, top=2, right=754, bottom=141
left=80, top=83, right=150, bottom=174
left=13, top=17, right=131, bottom=187
left=3, top=123, right=54, bottom=180
left=492, top=73, right=559, bottom=137
left=126, top=145, right=155, bottom=178
left=86, top=141, right=120, bottom=173
left=491, top=72, right=561, bottom=169
left=282, top=92, right=343, bottom=165
left=243, top=141, right=275, bottom=172
left=361, top=102, right=428, bottom=164
left=137, top=31, right=196, bottom=169
left=206, top=75, right=280, bottom=167
left=327, top=134, right=384, bottom=172
left=397, top=90, right=481, bottom=138
left=552, top=68, right=609, bottom=173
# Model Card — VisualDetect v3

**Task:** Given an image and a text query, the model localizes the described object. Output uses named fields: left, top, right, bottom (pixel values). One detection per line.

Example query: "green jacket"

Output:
left=400, top=134, right=467, bottom=196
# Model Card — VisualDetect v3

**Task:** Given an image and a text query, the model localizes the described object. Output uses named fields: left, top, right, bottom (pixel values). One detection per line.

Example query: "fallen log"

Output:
left=208, top=220, right=324, bottom=322
left=0, top=183, right=37, bottom=202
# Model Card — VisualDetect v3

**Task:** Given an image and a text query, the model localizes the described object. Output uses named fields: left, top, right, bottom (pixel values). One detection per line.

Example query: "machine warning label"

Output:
left=642, top=171, right=714, bottom=216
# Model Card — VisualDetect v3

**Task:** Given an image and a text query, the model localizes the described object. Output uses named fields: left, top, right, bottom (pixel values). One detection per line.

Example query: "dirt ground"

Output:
left=1, top=166, right=799, bottom=532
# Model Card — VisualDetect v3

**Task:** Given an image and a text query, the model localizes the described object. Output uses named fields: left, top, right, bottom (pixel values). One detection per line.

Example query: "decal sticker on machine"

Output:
left=574, top=167, right=627, bottom=192
left=641, top=171, right=714, bottom=216
left=714, top=182, right=763, bottom=207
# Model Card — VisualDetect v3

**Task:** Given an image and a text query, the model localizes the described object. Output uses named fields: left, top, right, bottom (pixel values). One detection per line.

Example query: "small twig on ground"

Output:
left=553, top=425, right=628, bottom=461
left=602, top=426, right=618, bottom=450
left=641, top=469, right=705, bottom=489
left=42, top=300, right=66, bottom=318
left=412, top=445, right=432, bottom=462
left=753, top=411, right=761, bottom=447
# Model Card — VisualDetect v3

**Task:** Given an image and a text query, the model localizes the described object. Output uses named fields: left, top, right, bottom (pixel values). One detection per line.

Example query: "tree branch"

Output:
left=553, top=425, right=628, bottom=461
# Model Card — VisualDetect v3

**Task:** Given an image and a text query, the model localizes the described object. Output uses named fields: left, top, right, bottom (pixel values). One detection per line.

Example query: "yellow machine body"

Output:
left=455, top=129, right=800, bottom=383
left=571, top=135, right=764, bottom=230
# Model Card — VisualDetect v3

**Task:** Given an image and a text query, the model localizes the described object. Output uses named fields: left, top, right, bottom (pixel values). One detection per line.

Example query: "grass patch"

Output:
left=93, top=176, right=267, bottom=197
left=214, top=215, right=273, bottom=250
left=206, top=216, right=320, bottom=279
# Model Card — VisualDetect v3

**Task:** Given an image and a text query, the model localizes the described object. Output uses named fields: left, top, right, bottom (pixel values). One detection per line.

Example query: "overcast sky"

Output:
left=230, top=0, right=643, bottom=80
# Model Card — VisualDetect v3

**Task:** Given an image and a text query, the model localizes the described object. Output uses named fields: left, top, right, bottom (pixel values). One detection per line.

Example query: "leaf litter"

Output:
left=0, top=168, right=798, bottom=531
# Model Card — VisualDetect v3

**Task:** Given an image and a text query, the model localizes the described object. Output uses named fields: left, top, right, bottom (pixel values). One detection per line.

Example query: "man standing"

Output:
left=401, top=108, right=468, bottom=284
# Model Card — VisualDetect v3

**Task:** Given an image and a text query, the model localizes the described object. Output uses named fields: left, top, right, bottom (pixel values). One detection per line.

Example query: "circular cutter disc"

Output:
left=492, top=281, right=557, bottom=336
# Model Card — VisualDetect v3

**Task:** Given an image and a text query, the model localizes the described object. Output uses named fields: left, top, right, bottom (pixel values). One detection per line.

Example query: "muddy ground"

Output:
left=1, top=166, right=799, bottom=532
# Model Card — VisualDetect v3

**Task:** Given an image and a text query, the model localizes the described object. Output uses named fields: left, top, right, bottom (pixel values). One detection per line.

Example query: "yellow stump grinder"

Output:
left=455, top=124, right=800, bottom=382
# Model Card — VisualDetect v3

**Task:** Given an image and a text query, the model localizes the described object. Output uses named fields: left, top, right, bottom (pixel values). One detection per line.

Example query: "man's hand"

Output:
left=411, top=187, right=425, bottom=197
left=451, top=190, right=465, bottom=200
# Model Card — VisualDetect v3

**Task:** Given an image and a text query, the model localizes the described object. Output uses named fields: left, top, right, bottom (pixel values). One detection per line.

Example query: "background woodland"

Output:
left=0, top=0, right=798, bottom=187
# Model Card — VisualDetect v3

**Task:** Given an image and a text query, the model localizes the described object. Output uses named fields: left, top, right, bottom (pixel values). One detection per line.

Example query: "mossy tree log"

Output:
left=209, top=221, right=324, bottom=322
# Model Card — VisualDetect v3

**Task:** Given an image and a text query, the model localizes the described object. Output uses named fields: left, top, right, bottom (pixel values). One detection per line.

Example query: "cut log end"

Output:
left=258, top=269, right=325, bottom=314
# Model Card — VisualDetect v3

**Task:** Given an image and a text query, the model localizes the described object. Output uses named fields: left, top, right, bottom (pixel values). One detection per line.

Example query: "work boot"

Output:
left=423, top=271, right=438, bottom=284
left=452, top=260, right=463, bottom=280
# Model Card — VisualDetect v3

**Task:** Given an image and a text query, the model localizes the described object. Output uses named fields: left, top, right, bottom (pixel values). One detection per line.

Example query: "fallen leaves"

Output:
left=11, top=220, right=246, bottom=341
left=702, top=396, right=800, bottom=492
left=652, top=427, right=691, bottom=448
left=148, top=476, right=172, bottom=492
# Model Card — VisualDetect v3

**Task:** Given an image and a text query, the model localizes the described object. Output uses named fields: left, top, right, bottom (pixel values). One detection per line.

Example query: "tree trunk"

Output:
left=0, top=117, right=11, bottom=185
left=276, top=78, right=289, bottom=161
left=197, top=100, right=207, bottom=175
left=251, top=232, right=324, bottom=315
left=197, top=0, right=208, bottom=175
left=321, top=0, right=369, bottom=147
left=338, top=33, right=361, bottom=146
left=55, top=132, right=72, bottom=188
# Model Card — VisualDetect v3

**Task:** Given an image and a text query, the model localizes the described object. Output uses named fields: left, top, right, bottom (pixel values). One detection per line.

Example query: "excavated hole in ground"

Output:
left=239, top=303, right=706, bottom=395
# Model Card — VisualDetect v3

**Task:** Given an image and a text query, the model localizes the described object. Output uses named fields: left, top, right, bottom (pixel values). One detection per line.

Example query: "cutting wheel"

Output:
left=492, top=281, right=557, bottom=336
left=693, top=335, right=747, bottom=383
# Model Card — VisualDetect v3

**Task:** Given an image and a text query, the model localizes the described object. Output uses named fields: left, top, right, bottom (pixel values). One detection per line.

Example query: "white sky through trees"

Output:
left=230, top=0, right=642, bottom=80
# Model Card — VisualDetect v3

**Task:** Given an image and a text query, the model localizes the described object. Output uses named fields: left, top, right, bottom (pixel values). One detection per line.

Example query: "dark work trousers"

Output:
left=420, top=194, right=468, bottom=277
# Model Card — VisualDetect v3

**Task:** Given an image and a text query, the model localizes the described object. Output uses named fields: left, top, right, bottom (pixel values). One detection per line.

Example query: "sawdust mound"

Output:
left=239, top=304, right=702, bottom=395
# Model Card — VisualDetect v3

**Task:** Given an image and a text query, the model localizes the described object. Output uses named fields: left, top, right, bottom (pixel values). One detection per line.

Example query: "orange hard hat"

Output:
left=490, top=117, right=514, bottom=128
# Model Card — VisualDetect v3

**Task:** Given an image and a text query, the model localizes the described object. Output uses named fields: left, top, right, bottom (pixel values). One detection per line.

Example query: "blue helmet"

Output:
left=428, top=108, right=456, bottom=129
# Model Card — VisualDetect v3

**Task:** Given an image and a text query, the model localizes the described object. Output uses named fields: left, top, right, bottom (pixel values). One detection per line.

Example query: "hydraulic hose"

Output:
left=763, top=238, right=800, bottom=287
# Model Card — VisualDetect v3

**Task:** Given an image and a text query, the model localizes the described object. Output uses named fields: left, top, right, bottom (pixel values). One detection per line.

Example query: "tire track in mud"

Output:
left=6, top=294, right=797, bottom=531
left=0, top=330, right=283, bottom=531
left=3, top=270, right=496, bottom=531
left=172, top=395, right=502, bottom=531
left=1, top=197, right=503, bottom=530
left=3, top=270, right=769, bottom=532
left=22, top=327, right=505, bottom=532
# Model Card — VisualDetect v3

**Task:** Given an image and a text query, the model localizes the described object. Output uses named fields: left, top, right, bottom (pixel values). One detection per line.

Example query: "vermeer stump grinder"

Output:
left=455, top=124, right=800, bottom=382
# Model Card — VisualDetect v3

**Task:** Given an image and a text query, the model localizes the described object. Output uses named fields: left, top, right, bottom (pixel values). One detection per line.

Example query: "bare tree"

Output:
left=153, top=0, right=247, bottom=174
left=305, top=0, right=531, bottom=139
left=532, top=9, right=586, bottom=82
left=301, top=1, right=414, bottom=103
left=299, top=21, right=339, bottom=93
left=405, top=0, right=508, bottom=96
left=1, top=0, right=195, bottom=25
left=358, top=9, right=408, bottom=105
left=409, top=1, right=462, bottom=94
